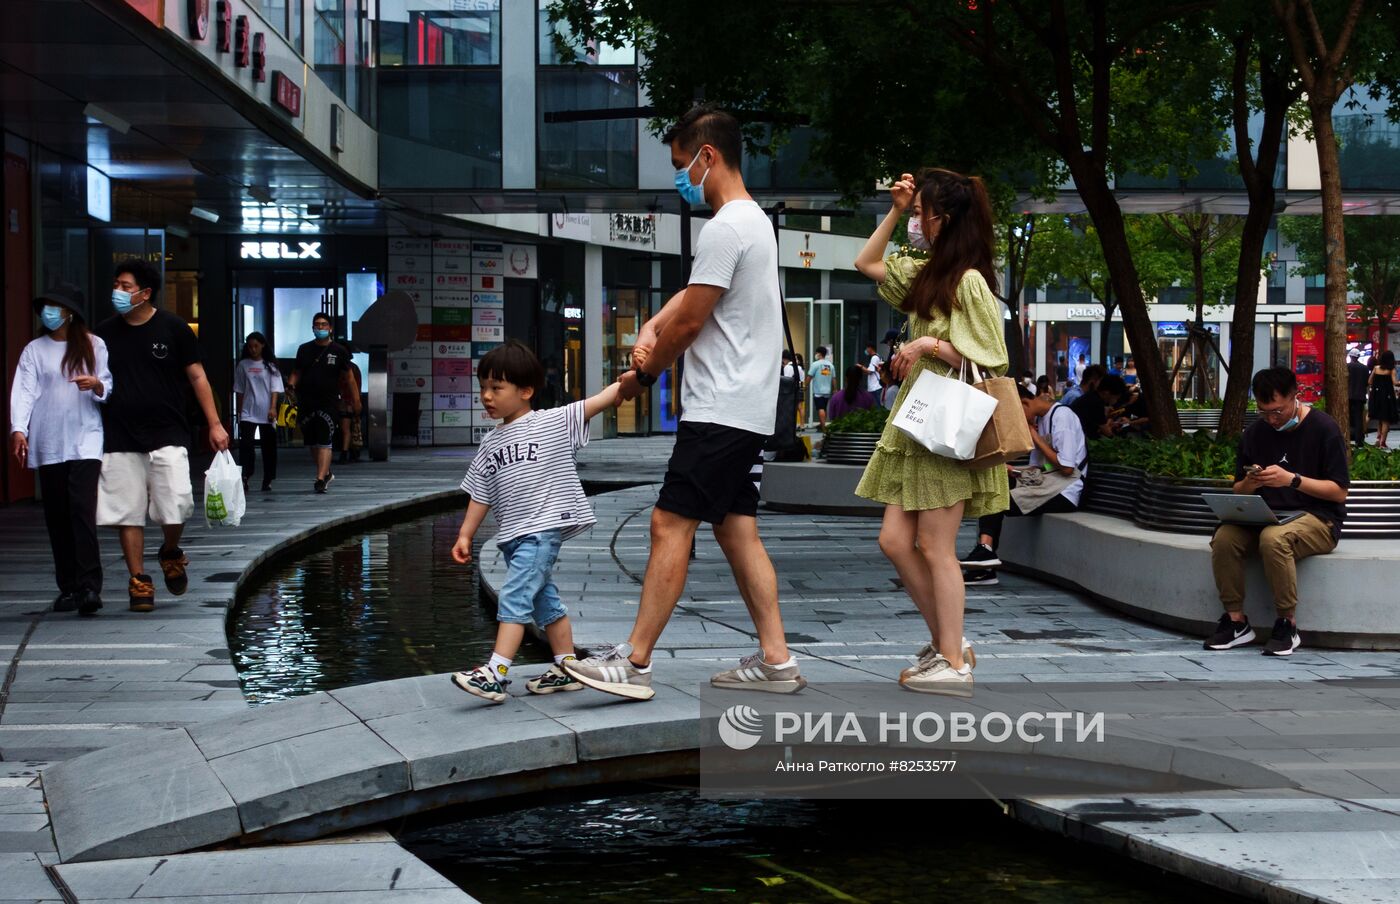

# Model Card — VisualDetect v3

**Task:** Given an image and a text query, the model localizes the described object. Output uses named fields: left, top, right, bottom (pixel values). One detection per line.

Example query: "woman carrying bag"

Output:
left=852, top=168, right=1009, bottom=696
left=8, top=287, right=112, bottom=616
left=233, top=331, right=282, bottom=492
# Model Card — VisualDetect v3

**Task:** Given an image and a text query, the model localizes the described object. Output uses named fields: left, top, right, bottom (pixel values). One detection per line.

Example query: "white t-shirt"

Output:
left=233, top=358, right=285, bottom=424
left=460, top=401, right=596, bottom=546
left=684, top=199, right=781, bottom=435
left=8, top=334, right=111, bottom=467
left=1030, top=403, right=1088, bottom=506
left=866, top=353, right=883, bottom=392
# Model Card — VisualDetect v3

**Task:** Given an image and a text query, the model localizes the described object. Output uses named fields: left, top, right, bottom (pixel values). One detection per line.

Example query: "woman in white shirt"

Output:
left=9, top=287, right=112, bottom=616
left=233, top=331, right=284, bottom=492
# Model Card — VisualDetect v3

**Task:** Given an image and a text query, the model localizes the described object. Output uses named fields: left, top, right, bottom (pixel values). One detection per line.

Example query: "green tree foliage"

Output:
left=1280, top=215, right=1400, bottom=351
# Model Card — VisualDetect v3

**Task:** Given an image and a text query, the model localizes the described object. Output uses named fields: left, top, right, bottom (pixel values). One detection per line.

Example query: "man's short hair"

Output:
left=1252, top=366, right=1298, bottom=403
left=312, top=311, right=333, bottom=327
left=1081, top=364, right=1107, bottom=383
left=478, top=339, right=545, bottom=399
left=661, top=104, right=743, bottom=169
left=816, top=345, right=828, bottom=356
left=113, top=258, right=161, bottom=303
left=1016, top=383, right=1037, bottom=401
left=1098, top=373, right=1127, bottom=398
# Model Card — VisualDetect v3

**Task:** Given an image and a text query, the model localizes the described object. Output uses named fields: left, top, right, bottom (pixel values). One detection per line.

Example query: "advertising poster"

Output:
left=1292, top=324, right=1324, bottom=402
left=432, top=307, right=472, bottom=326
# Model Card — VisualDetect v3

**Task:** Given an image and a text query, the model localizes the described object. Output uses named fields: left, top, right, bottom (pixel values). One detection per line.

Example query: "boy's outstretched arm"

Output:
left=584, top=382, right=623, bottom=421
left=451, top=499, right=491, bottom=564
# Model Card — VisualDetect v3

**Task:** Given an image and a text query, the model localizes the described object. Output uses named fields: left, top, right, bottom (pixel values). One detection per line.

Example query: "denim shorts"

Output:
left=496, top=530, right=567, bottom=627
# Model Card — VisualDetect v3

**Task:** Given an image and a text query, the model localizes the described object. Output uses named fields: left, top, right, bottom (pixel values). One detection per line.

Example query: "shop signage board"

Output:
left=608, top=213, right=657, bottom=248
left=474, top=275, right=501, bottom=292
left=432, top=361, right=472, bottom=379
left=393, top=357, right=431, bottom=377
left=433, top=375, right=473, bottom=393
left=473, top=307, right=504, bottom=326
left=504, top=244, right=538, bottom=279
left=472, top=291, right=504, bottom=308
left=433, top=239, right=472, bottom=260
left=396, top=341, right=433, bottom=360
left=432, top=325, right=471, bottom=341
left=472, top=324, right=505, bottom=343
left=434, top=393, right=473, bottom=411
left=433, top=290, right=471, bottom=308
left=388, top=254, right=431, bottom=275
left=390, top=237, right=431, bottom=255
left=550, top=212, right=591, bottom=242
left=471, top=256, right=504, bottom=277
left=433, top=410, right=471, bottom=428
left=432, top=307, right=471, bottom=326
left=416, top=325, right=434, bottom=342
left=434, top=256, right=470, bottom=275
left=391, top=374, right=429, bottom=392
left=390, top=272, right=430, bottom=289
left=435, top=273, right=472, bottom=290
left=1292, top=324, right=1324, bottom=403
left=435, top=342, right=471, bottom=358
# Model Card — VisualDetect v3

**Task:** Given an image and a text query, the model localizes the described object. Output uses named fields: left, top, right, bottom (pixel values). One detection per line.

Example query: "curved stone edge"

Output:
left=1000, top=511, right=1400, bottom=649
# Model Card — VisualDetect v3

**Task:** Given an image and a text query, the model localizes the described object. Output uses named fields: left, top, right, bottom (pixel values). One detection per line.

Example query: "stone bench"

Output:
left=1000, top=512, right=1400, bottom=649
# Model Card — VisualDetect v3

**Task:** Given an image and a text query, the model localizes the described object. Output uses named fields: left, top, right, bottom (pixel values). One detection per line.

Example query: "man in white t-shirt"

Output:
left=565, top=105, right=805, bottom=701
left=862, top=342, right=883, bottom=393
left=959, top=384, right=1087, bottom=585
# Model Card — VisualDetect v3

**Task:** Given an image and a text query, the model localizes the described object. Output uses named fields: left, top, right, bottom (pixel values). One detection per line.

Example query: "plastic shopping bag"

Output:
left=891, top=366, right=998, bottom=460
left=204, top=450, right=246, bottom=528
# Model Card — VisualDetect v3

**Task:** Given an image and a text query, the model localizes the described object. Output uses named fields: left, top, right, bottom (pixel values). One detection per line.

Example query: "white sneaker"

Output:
left=901, top=655, right=974, bottom=697
left=899, top=638, right=976, bottom=682
left=711, top=652, right=808, bottom=694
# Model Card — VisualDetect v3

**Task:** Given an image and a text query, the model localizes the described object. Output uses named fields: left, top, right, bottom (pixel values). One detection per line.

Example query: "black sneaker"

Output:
left=261, top=480, right=273, bottom=492
left=77, top=590, right=102, bottom=617
left=1262, top=618, right=1301, bottom=656
left=959, top=543, right=1001, bottom=568
left=314, top=478, right=327, bottom=494
left=963, top=569, right=999, bottom=586
left=52, top=592, right=77, bottom=612
left=1203, top=613, right=1255, bottom=650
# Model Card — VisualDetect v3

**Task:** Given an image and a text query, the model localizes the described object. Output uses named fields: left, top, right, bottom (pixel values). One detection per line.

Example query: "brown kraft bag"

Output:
left=960, top=365, right=1034, bottom=469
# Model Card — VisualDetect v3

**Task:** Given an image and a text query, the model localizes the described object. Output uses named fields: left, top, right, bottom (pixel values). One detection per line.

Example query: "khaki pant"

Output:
left=1210, top=513, right=1336, bottom=617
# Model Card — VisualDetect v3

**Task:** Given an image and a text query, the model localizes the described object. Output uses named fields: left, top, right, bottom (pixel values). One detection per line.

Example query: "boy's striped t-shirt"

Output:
left=460, top=401, right=595, bottom=545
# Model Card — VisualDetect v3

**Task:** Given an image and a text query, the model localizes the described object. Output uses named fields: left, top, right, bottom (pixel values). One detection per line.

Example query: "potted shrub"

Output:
left=821, top=407, right=889, bottom=465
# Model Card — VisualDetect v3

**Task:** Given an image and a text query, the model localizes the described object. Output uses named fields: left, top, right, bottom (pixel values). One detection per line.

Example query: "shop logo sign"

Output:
left=241, top=241, right=322, bottom=260
left=187, top=0, right=209, bottom=39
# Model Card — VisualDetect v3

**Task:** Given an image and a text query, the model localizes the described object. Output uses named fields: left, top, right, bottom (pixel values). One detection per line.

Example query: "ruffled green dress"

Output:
left=854, top=255, right=1011, bottom=516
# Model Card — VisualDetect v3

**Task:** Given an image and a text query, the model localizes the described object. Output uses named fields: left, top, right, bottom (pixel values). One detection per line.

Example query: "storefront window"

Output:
left=537, top=68, right=638, bottom=189
left=253, top=0, right=300, bottom=52
left=379, top=69, right=502, bottom=187
left=314, top=0, right=347, bottom=99
left=379, top=0, right=500, bottom=66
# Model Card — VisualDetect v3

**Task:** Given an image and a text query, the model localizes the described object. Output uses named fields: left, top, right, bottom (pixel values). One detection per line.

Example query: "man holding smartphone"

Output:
left=1205, top=367, right=1349, bottom=656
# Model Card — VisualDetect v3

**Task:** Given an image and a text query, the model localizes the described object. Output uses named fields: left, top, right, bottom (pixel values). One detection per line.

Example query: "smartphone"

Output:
left=1245, top=464, right=1264, bottom=476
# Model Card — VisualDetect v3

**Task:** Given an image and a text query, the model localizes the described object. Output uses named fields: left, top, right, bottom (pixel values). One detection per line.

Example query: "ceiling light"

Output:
left=190, top=206, right=220, bottom=223
left=166, top=224, right=191, bottom=239
left=82, top=103, right=130, bottom=135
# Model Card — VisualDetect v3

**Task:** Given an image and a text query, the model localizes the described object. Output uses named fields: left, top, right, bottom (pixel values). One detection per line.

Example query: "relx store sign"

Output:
left=240, top=240, right=324, bottom=262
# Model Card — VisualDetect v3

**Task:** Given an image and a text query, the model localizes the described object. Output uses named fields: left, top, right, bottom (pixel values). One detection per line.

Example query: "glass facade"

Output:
left=537, top=1, right=635, bottom=65
left=378, top=0, right=500, bottom=66
left=536, top=68, right=638, bottom=189
left=379, top=70, right=502, bottom=188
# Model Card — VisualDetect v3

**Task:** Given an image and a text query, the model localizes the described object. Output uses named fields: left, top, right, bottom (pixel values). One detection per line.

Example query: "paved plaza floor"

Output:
left=2, top=435, right=1399, bottom=902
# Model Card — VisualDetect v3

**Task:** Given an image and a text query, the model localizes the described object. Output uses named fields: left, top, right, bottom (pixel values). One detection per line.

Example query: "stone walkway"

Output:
left=5, top=436, right=1400, bottom=902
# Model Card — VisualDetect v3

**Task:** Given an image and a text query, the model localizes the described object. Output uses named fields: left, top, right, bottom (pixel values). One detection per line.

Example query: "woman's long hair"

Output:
left=51, top=313, right=95, bottom=378
left=241, top=331, right=279, bottom=375
left=902, top=168, right=998, bottom=320
left=843, top=364, right=865, bottom=404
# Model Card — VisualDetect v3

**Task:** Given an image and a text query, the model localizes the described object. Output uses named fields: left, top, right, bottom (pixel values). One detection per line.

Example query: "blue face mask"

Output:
left=40, top=305, right=67, bottom=332
left=674, top=146, right=710, bottom=207
left=111, top=289, right=137, bottom=315
left=314, top=328, right=331, bottom=341
left=1274, top=400, right=1300, bottom=432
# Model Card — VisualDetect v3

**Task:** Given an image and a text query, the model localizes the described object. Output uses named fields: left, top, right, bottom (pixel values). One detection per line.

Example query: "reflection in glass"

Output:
left=537, top=68, right=638, bottom=189
left=379, top=0, right=500, bottom=66
left=379, top=69, right=502, bottom=188
left=537, top=0, right=635, bottom=65
left=314, top=0, right=347, bottom=99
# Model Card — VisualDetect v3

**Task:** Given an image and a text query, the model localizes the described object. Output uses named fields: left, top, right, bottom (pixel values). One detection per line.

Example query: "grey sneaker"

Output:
left=711, top=651, right=808, bottom=694
left=451, top=664, right=508, bottom=703
left=901, top=654, right=974, bottom=697
left=899, top=637, right=976, bottom=682
left=526, top=661, right=584, bottom=695
left=561, top=642, right=655, bottom=700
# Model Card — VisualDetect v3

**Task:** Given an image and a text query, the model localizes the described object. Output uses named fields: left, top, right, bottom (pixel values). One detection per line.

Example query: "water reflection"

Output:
left=231, top=511, right=520, bottom=704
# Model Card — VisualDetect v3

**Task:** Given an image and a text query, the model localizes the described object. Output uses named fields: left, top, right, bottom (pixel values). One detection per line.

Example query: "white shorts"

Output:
left=97, top=446, right=195, bottom=527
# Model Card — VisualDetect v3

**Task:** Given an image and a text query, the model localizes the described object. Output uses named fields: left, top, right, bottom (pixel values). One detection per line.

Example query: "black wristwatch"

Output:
left=1289, top=472, right=1302, bottom=490
left=634, top=368, right=658, bottom=388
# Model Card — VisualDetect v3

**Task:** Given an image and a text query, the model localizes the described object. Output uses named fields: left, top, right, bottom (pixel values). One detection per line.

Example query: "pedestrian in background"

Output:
left=288, top=313, right=358, bottom=493
left=9, top=286, right=110, bottom=616
left=1347, top=350, right=1369, bottom=447
left=880, top=362, right=900, bottom=409
left=234, top=331, right=282, bottom=492
left=1369, top=350, right=1397, bottom=450
left=96, top=258, right=229, bottom=613
left=806, top=345, right=836, bottom=429
left=853, top=167, right=1009, bottom=696
left=827, top=364, right=878, bottom=421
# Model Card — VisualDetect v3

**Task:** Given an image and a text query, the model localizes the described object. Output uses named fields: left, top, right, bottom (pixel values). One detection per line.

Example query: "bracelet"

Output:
left=931, top=337, right=941, bottom=358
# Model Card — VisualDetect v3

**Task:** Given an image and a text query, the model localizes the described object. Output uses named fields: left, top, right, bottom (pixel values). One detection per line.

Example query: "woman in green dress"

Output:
left=852, top=168, right=1009, bottom=696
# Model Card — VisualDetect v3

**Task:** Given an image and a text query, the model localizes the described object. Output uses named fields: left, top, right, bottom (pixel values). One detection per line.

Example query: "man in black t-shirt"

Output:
left=1069, top=372, right=1126, bottom=440
left=1205, top=367, right=1349, bottom=657
left=1347, top=351, right=1370, bottom=446
left=289, top=312, right=359, bottom=493
left=96, top=258, right=230, bottom=613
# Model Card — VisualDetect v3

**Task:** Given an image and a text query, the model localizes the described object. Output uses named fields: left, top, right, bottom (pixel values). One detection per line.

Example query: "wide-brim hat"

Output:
left=33, top=284, right=86, bottom=319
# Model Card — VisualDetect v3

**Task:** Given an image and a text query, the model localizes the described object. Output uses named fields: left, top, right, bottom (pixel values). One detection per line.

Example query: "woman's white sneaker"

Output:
left=901, top=655, right=974, bottom=697
left=898, top=638, right=976, bottom=682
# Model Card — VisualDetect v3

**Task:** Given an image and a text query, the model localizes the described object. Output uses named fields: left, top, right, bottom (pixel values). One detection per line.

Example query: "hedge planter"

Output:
left=1083, top=467, right=1400, bottom=539
left=1177, top=409, right=1261, bottom=432
left=821, top=432, right=881, bottom=466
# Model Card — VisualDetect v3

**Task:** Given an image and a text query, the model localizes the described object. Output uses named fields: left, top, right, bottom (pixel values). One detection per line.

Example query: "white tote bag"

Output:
left=891, top=361, right=999, bottom=460
left=204, top=450, right=246, bottom=528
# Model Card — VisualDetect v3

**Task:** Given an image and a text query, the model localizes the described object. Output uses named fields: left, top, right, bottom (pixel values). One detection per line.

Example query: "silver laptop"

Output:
left=1202, top=493, right=1305, bottom=526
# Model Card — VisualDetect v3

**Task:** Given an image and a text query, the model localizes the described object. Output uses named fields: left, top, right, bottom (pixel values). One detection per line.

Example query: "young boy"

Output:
left=450, top=340, right=620, bottom=703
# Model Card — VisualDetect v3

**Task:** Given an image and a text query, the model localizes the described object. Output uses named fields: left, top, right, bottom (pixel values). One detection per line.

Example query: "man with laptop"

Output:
left=1205, top=367, right=1349, bottom=655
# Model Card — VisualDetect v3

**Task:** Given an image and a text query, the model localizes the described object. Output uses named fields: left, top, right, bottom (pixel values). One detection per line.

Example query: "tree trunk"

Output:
left=1313, top=107, right=1350, bottom=425
left=1099, top=300, right=1115, bottom=371
left=1004, top=308, right=1026, bottom=378
left=1192, top=242, right=1207, bottom=402
left=1074, top=168, right=1181, bottom=435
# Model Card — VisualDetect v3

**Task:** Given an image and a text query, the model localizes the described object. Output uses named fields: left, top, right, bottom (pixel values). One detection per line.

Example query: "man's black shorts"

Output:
left=300, top=408, right=337, bottom=448
left=813, top=395, right=830, bottom=413
left=657, top=422, right=766, bottom=524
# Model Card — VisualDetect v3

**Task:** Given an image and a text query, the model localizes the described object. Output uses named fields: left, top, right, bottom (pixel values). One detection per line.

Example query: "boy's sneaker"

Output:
left=711, top=652, right=808, bottom=694
left=899, top=637, right=976, bottom=682
left=963, top=569, right=999, bottom=586
left=451, top=665, right=508, bottom=703
left=1203, top=613, right=1255, bottom=650
left=901, top=655, right=974, bottom=697
left=1262, top=618, right=1301, bottom=656
left=561, top=642, right=655, bottom=701
left=128, top=574, right=156, bottom=612
left=526, top=662, right=584, bottom=695
left=158, top=546, right=189, bottom=595
left=959, top=543, right=1001, bottom=568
